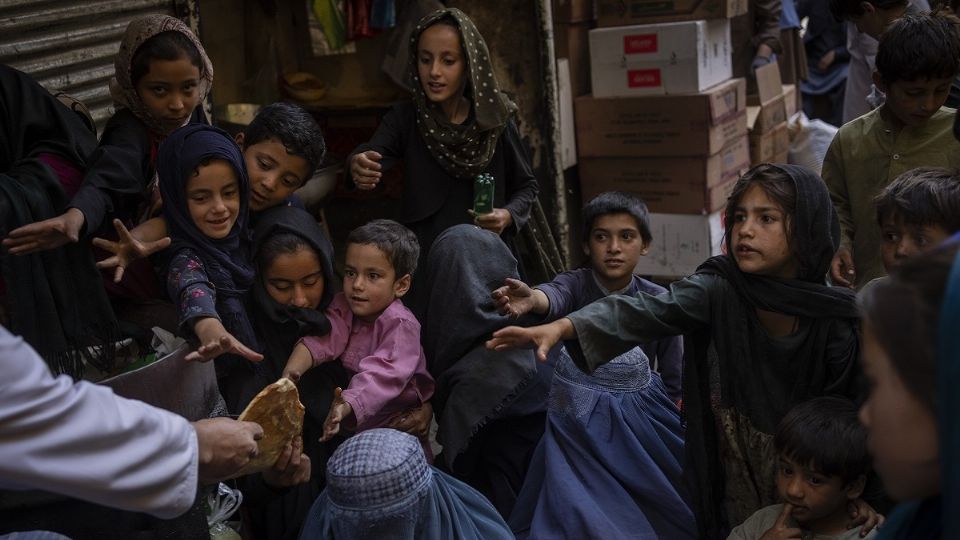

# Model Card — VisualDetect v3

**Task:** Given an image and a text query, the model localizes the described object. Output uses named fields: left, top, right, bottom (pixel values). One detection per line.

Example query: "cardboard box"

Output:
left=552, top=0, right=592, bottom=22
left=747, top=61, right=787, bottom=134
left=554, top=22, right=591, bottom=97
left=575, top=77, right=747, bottom=157
left=589, top=19, right=732, bottom=97
left=579, top=136, right=750, bottom=214
left=783, top=83, right=798, bottom=119
left=749, top=121, right=789, bottom=164
left=595, top=0, right=748, bottom=27
left=635, top=211, right=726, bottom=277
left=558, top=59, right=578, bottom=170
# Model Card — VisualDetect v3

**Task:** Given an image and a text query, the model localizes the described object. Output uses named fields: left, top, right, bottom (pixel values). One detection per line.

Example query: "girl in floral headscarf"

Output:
left=347, top=7, right=538, bottom=319
left=6, top=14, right=213, bottom=262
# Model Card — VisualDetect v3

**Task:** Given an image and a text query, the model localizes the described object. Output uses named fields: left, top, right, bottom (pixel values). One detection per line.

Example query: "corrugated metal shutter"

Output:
left=0, top=0, right=198, bottom=134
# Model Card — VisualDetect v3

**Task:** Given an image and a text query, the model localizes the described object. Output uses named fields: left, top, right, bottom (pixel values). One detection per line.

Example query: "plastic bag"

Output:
left=787, top=112, right=839, bottom=175
left=206, top=483, right=243, bottom=540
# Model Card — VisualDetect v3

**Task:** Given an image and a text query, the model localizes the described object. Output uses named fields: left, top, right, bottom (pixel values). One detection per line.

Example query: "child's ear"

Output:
left=234, top=132, right=245, bottom=148
left=872, top=71, right=887, bottom=94
left=859, top=1, right=876, bottom=15
left=640, top=240, right=651, bottom=256
left=582, top=242, right=591, bottom=257
left=393, top=273, right=412, bottom=298
left=845, top=474, right=867, bottom=500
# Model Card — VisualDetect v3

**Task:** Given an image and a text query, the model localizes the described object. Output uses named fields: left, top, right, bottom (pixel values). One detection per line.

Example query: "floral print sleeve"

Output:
left=166, top=249, right=218, bottom=333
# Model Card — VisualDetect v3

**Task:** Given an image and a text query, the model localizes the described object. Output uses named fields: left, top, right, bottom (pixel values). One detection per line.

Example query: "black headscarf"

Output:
left=408, top=8, right=517, bottom=179
left=422, top=224, right=539, bottom=469
left=250, top=206, right=336, bottom=375
left=686, top=164, right=861, bottom=538
left=0, top=65, right=118, bottom=378
left=158, top=124, right=257, bottom=348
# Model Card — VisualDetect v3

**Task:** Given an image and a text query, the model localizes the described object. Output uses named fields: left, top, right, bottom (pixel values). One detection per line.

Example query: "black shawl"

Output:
left=685, top=164, right=861, bottom=538
left=422, top=224, right=540, bottom=469
left=242, top=207, right=346, bottom=540
left=249, top=206, right=336, bottom=379
left=0, top=65, right=118, bottom=377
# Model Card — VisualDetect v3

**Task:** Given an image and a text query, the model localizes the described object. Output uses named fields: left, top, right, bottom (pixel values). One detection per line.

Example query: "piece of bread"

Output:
left=236, top=378, right=305, bottom=475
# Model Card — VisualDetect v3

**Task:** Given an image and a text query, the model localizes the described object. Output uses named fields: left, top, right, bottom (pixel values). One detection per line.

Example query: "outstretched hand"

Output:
left=321, top=387, right=353, bottom=442
left=491, top=277, right=538, bottom=318
left=186, top=334, right=263, bottom=363
left=93, top=219, right=171, bottom=283
left=486, top=318, right=573, bottom=362
left=2, top=207, right=85, bottom=255
left=262, top=436, right=311, bottom=488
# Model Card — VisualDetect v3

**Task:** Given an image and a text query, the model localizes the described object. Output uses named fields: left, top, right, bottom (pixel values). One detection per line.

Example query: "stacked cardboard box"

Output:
left=573, top=4, right=754, bottom=276
left=747, top=62, right=789, bottom=165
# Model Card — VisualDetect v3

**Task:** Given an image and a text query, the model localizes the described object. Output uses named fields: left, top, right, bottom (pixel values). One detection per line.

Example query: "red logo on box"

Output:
left=627, top=69, right=662, bottom=88
left=623, top=34, right=657, bottom=54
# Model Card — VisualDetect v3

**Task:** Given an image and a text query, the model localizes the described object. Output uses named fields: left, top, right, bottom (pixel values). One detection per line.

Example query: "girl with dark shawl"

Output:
left=423, top=224, right=552, bottom=518
left=488, top=164, right=868, bottom=538
left=860, top=243, right=960, bottom=539
left=4, top=15, right=212, bottom=296
left=0, top=65, right=118, bottom=378
left=347, top=7, right=538, bottom=318
left=509, top=347, right=696, bottom=539
left=300, top=428, right=514, bottom=540
left=158, top=124, right=262, bottom=413
left=241, top=205, right=347, bottom=540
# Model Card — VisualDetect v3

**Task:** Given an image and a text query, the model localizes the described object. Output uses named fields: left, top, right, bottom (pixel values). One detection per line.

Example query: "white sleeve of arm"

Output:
left=0, top=327, right=199, bottom=519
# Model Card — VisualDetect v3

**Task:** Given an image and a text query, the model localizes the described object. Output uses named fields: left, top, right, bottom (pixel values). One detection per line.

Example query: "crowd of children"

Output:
left=1, top=4, right=960, bottom=540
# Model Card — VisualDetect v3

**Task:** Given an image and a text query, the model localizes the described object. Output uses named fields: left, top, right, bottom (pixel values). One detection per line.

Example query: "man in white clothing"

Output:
left=0, top=325, right=263, bottom=519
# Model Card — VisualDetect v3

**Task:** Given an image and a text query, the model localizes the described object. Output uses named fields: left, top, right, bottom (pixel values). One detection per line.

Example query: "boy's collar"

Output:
left=591, top=270, right=635, bottom=296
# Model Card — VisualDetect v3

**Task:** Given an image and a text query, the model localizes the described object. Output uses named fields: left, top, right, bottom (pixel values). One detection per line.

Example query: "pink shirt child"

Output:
left=299, top=292, right=434, bottom=434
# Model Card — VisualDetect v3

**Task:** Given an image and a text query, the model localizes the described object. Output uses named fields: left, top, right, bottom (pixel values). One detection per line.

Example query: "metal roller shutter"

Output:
left=0, top=0, right=198, bottom=134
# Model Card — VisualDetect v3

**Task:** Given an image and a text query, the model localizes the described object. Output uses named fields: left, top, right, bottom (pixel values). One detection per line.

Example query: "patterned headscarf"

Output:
left=158, top=124, right=256, bottom=347
left=408, top=8, right=517, bottom=179
left=109, top=14, right=213, bottom=136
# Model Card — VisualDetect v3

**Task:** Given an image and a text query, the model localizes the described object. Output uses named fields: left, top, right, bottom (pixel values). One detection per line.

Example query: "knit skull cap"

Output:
left=325, top=429, right=432, bottom=511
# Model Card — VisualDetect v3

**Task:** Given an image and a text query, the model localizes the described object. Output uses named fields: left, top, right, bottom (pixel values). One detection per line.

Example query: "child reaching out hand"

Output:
left=158, top=124, right=263, bottom=412
left=491, top=191, right=683, bottom=401
left=487, top=164, right=879, bottom=538
left=283, top=220, right=435, bottom=454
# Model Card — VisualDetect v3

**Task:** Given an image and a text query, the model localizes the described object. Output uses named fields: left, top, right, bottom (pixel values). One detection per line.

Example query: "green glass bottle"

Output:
left=473, top=173, right=494, bottom=215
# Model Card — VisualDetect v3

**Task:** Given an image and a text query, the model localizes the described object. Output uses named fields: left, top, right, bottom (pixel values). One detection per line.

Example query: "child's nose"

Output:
left=786, top=477, right=804, bottom=498
left=291, top=286, right=310, bottom=308
left=260, top=175, right=277, bottom=192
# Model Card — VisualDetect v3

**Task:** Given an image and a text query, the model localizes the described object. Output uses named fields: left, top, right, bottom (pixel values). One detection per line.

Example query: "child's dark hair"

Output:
left=347, top=219, right=420, bottom=278
left=828, top=0, right=906, bottom=22
left=876, top=11, right=960, bottom=85
left=774, top=397, right=870, bottom=485
left=724, top=164, right=798, bottom=264
left=244, top=103, right=327, bottom=180
left=131, top=31, right=203, bottom=86
left=875, top=167, right=960, bottom=232
left=861, top=243, right=959, bottom=414
left=256, top=232, right=317, bottom=272
left=581, top=191, right=653, bottom=244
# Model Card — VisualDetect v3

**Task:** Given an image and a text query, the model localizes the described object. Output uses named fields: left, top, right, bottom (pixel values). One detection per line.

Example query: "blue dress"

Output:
left=509, top=347, right=697, bottom=539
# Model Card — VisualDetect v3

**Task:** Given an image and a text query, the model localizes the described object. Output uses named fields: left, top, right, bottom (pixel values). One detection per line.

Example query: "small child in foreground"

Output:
left=283, top=219, right=435, bottom=454
left=727, top=396, right=876, bottom=540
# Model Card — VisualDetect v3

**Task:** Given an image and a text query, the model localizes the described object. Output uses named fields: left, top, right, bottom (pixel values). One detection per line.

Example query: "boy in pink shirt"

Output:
left=283, top=219, right=434, bottom=455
